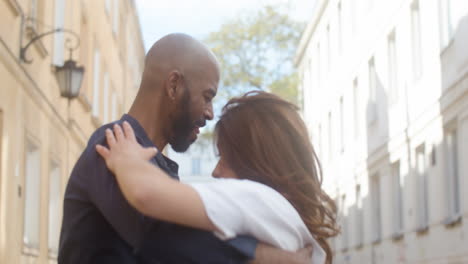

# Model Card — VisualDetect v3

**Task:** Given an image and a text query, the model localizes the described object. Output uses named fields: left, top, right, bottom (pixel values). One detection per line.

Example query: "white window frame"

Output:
left=103, top=72, right=110, bottom=124
left=339, top=97, right=344, bottom=153
left=416, top=144, right=429, bottom=231
left=92, top=48, right=101, bottom=118
left=111, top=90, right=119, bottom=121
left=326, top=24, right=331, bottom=72
left=318, top=124, right=323, bottom=160
left=353, top=78, right=360, bottom=139
left=388, top=31, right=398, bottom=104
left=316, top=43, right=321, bottom=90
left=370, top=173, right=381, bottom=242
left=354, top=184, right=363, bottom=247
left=29, top=0, right=39, bottom=30
left=368, top=58, right=377, bottom=103
left=191, top=158, right=201, bottom=176
left=337, top=2, right=343, bottom=54
left=53, top=0, right=65, bottom=66
left=392, top=161, right=404, bottom=236
left=411, top=0, right=423, bottom=80
left=23, top=140, right=41, bottom=250
left=48, top=161, right=61, bottom=257
left=367, top=58, right=378, bottom=126
left=328, top=112, right=333, bottom=161
left=113, top=0, right=120, bottom=36
left=439, top=0, right=454, bottom=49
left=351, top=0, right=358, bottom=35
left=444, top=124, right=461, bottom=223
left=105, top=0, right=111, bottom=16
left=340, top=194, right=349, bottom=250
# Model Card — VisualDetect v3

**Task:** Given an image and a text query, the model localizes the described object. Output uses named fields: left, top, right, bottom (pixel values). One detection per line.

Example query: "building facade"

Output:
left=0, top=0, right=145, bottom=263
left=168, top=143, right=218, bottom=183
left=295, top=0, right=468, bottom=263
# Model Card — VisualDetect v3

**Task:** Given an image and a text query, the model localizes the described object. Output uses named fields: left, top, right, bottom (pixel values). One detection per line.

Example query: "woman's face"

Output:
left=212, top=155, right=238, bottom=179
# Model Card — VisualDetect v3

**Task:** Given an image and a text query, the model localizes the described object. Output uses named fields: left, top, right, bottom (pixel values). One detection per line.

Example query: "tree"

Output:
left=191, top=4, right=305, bottom=151
left=204, top=4, right=305, bottom=105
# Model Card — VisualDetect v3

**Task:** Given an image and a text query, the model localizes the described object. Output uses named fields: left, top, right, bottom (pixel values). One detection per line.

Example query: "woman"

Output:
left=96, top=91, right=339, bottom=264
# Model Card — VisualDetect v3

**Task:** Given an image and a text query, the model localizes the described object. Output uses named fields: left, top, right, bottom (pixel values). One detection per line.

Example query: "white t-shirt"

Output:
left=189, top=178, right=326, bottom=264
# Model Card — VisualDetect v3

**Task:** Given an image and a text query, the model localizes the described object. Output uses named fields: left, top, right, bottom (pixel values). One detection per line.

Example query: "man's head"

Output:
left=136, top=33, right=219, bottom=152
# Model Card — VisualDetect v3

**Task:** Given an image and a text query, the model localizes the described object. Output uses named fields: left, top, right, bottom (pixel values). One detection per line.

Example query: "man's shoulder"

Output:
left=87, top=121, right=120, bottom=148
left=66, top=122, right=120, bottom=194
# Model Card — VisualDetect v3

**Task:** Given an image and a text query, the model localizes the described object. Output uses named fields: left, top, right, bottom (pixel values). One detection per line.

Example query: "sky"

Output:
left=135, top=0, right=316, bottom=51
left=134, top=0, right=317, bottom=169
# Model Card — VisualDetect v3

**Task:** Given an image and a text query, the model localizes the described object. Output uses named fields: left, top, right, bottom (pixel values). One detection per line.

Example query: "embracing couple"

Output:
left=58, top=33, right=338, bottom=264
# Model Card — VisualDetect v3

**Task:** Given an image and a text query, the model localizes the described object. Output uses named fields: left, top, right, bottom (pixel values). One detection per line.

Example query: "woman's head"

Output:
left=213, top=91, right=339, bottom=263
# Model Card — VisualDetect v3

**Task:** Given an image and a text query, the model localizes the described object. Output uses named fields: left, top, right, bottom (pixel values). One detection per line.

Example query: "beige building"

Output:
left=296, top=0, right=468, bottom=263
left=0, top=0, right=145, bottom=263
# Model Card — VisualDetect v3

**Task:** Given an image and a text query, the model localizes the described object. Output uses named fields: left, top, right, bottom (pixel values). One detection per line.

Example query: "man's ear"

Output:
left=166, top=70, right=182, bottom=101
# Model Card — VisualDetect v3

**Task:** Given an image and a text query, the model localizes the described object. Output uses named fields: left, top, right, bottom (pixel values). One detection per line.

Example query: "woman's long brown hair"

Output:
left=214, top=91, right=339, bottom=263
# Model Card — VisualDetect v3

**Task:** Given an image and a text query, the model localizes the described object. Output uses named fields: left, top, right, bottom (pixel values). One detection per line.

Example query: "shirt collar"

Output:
left=120, top=114, right=179, bottom=177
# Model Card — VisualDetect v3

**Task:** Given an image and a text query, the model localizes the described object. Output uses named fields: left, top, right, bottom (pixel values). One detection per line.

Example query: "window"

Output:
left=113, top=0, right=120, bottom=35
left=368, top=58, right=376, bottom=103
left=366, top=0, right=374, bottom=11
left=30, top=0, right=38, bottom=25
left=368, top=58, right=378, bottom=125
left=103, top=72, right=110, bottom=124
left=340, top=195, right=348, bottom=250
left=444, top=126, right=460, bottom=220
left=353, top=79, right=360, bottom=139
left=388, top=31, right=398, bottom=104
left=416, top=144, right=429, bottom=231
left=79, top=18, right=90, bottom=97
left=105, top=0, right=111, bottom=15
left=355, top=185, right=363, bottom=247
left=370, top=174, right=381, bottom=242
left=326, top=25, right=331, bottom=72
left=24, top=141, right=41, bottom=249
left=439, top=0, right=454, bottom=48
left=308, top=59, right=313, bottom=92
left=328, top=112, right=333, bottom=161
left=411, top=0, right=423, bottom=79
left=351, top=0, right=358, bottom=35
left=337, top=2, right=343, bottom=54
left=339, top=97, right=344, bottom=153
left=318, top=124, right=323, bottom=160
left=48, top=162, right=61, bottom=255
left=53, top=0, right=65, bottom=65
left=0, top=110, right=2, bottom=214
left=92, top=48, right=101, bottom=117
left=111, top=90, right=118, bottom=121
left=392, top=161, right=404, bottom=235
left=316, top=43, right=321, bottom=90
left=191, top=158, right=201, bottom=176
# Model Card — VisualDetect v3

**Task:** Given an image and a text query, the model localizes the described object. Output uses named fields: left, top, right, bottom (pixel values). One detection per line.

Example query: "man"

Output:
left=58, top=33, right=311, bottom=263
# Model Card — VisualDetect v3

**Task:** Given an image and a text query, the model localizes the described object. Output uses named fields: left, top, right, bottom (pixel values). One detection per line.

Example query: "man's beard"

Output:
left=170, top=90, right=197, bottom=153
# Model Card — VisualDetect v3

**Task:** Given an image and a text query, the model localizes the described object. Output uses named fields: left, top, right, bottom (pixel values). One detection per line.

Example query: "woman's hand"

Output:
left=96, top=121, right=158, bottom=173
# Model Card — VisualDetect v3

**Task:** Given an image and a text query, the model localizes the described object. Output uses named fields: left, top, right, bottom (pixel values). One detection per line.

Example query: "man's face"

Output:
left=169, top=70, right=217, bottom=152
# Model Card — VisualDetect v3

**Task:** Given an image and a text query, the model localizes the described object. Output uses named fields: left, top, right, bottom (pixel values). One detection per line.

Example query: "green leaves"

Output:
left=191, top=4, right=304, bottom=152
left=204, top=4, right=304, bottom=104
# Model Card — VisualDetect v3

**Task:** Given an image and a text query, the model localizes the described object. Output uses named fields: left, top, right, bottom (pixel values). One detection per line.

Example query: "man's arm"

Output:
left=249, top=243, right=313, bottom=264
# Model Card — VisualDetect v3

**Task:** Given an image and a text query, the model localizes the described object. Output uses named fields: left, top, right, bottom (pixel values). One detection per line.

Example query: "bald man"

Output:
left=58, top=34, right=311, bottom=264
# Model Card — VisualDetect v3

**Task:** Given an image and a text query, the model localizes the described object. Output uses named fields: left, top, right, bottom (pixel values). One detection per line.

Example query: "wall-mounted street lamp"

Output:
left=19, top=26, right=85, bottom=100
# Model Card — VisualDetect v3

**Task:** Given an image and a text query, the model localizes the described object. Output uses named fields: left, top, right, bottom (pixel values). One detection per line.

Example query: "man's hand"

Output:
left=249, top=243, right=312, bottom=264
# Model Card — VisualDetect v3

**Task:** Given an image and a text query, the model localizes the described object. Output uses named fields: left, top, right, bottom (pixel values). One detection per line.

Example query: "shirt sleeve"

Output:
left=77, top=136, right=150, bottom=249
left=190, top=179, right=311, bottom=251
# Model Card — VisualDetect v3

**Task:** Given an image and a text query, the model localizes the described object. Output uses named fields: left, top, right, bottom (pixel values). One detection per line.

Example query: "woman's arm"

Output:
left=96, top=121, right=217, bottom=232
left=97, top=122, right=315, bottom=263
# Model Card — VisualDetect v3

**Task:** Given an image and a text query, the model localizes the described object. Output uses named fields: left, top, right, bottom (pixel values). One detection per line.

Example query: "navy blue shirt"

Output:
left=58, top=114, right=257, bottom=264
